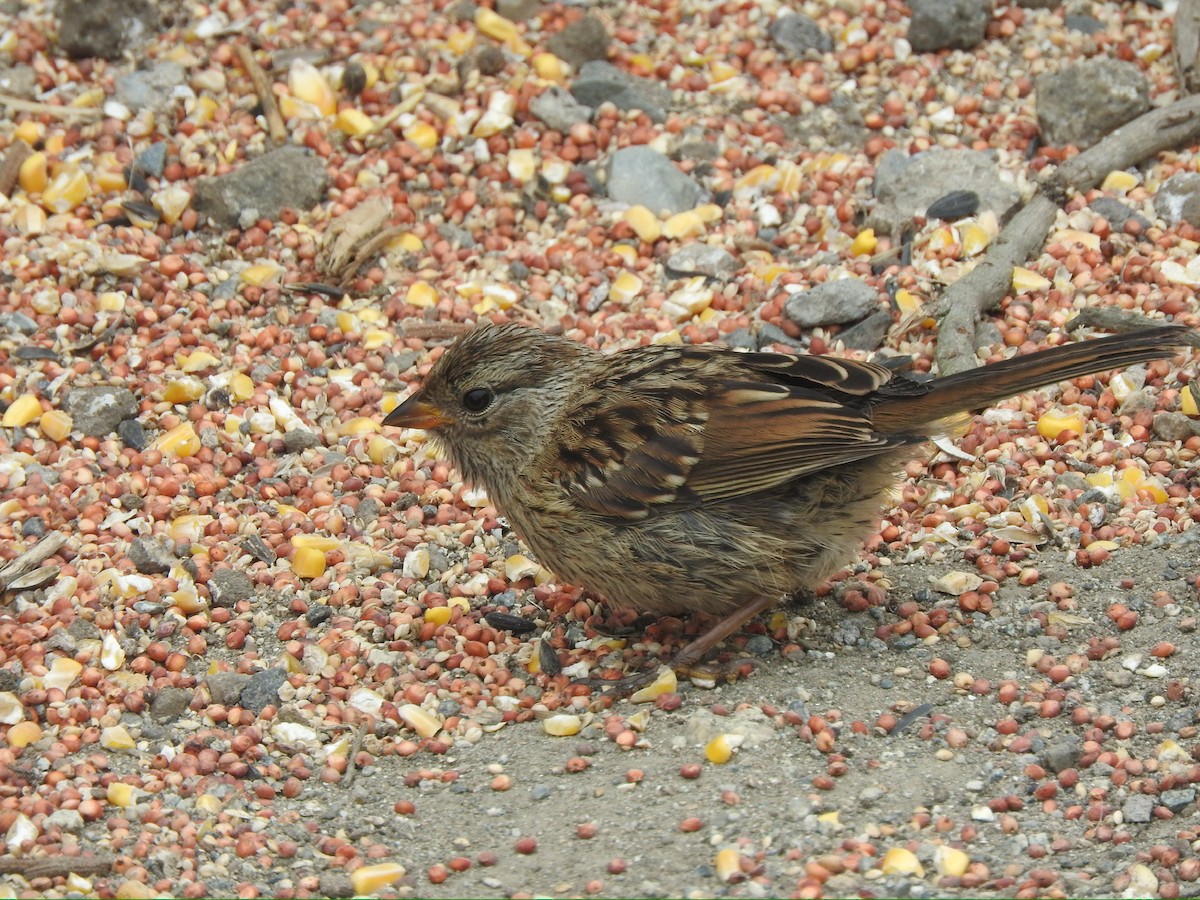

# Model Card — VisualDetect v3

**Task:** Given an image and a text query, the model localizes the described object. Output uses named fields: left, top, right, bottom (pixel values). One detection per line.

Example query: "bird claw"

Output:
left=578, top=653, right=761, bottom=697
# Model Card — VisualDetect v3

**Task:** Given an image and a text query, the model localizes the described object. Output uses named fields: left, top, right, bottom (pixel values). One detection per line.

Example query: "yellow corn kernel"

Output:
left=41, top=166, right=90, bottom=213
left=226, top=372, right=254, bottom=402
left=351, top=864, right=407, bottom=895
left=1101, top=170, right=1138, bottom=192
left=694, top=203, right=723, bottom=223
left=336, top=311, right=358, bottom=333
left=926, top=226, right=957, bottom=251
left=163, top=377, right=205, bottom=404
left=98, top=291, right=127, bottom=312
left=661, top=277, right=712, bottom=321
left=2, top=394, right=42, bottom=427
left=171, top=580, right=206, bottom=614
left=275, top=503, right=307, bottom=518
left=153, top=422, right=200, bottom=457
left=293, top=547, right=327, bottom=578
left=475, top=7, right=518, bottom=43
left=100, top=725, right=135, bottom=750
left=880, top=847, right=924, bottom=877
left=39, top=409, right=72, bottom=441
left=735, top=163, right=777, bottom=191
left=1036, top=409, right=1085, bottom=440
left=709, top=60, right=738, bottom=83
left=1012, top=266, right=1051, bottom=293
left=542, top=714, right=582, bottom=736
left=399, top=703, right=441, bottom=738
left=663, top=209, right=706, bottom=240
left=13, top=202, right=46, bottom=235
left=389, top=231, right=424, bottom=253
left=629, top=666, right=676, bottom=703
left=935, top=846, right=970, bottom=878
left=107, top=782, right=137, bottom=808
left=43, top=133, right=65, bottom=155
left=715, top=848, right=741, bottom=882
left=406, top=280, right=437, bottom=308
left=167, top=515, right=213, bottom=544
left=850, top=228, right=877, bottom=256
left=288, top=60, right=336, bottom=117
left=189, top=95, right=219, bottom=124
left=424, top=606, right=452, bottom=626
left=95, top=169, right=127, bottom=192
left=1054, top=228, right=1101, bottom=251
left=705, top=733, right=743, bottom=764
left=507, top=148, right=537, bottom=183
left=44, top=658, right=83, bottom=691
left=292, top=534, right=341, bottom=552
left=624, top=205, right=661, bottom=242
left=367, top=434, right=395, bottom=464
left=1019, top=494, right=1050, bottom=524
left=894, top=288, right=922, bottom=315
left=7, top=720, right=42, bottom=748
left=611, top=271, right=643, bottom=303
left=18, top=151, right=48, bottom=193
left=1088, top=539, right=1120, bottom=552
left=403, top=121, right=439, bottom=151
left=154, top=185, right=191, bottom=224
left=531, top=52, right=566, bottom=82
left=177, top=351, right=220, bottom=372
left=14, top=120, right=42, bottom=145
left=240, top=263, right=285, bottom=286
left=446, top=28, right=475, bottom=55
left=960, top=223, right=990, bottom=256
left=340, top=416, right=380, bottom=436
left=1182, top=385, right=1199, bottom=417
left=612, top=244, right=638, bottom=266
left=363, top=328, right=390, bottom=350
left=335, top=108, right=374, bottom=136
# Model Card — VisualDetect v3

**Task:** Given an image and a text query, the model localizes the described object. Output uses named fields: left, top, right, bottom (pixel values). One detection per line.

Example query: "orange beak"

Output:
left=382, top=392, right=454, bottom=429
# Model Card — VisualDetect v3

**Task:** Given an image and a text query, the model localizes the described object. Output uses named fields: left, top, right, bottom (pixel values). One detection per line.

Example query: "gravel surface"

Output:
left=2, top=0, right=1200, bottom=897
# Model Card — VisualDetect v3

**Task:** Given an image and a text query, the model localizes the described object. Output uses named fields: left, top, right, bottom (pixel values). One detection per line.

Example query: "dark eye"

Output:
left=462, top=387, right=494, bottom=413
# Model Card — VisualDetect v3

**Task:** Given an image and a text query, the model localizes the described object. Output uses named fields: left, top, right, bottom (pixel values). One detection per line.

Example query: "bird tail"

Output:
left=871, top=325, right=1196, bottom=432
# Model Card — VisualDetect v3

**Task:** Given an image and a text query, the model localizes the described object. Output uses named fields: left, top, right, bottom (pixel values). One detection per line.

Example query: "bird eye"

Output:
left=462, top=387, right=494, bottom=413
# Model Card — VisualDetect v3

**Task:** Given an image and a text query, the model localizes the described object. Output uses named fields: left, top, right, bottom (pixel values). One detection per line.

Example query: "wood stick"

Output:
left=0, top=93, right=103, bottom=120
left=235, top=45, right=287, bottom=145
left=0, top=140, right=32, bottom=197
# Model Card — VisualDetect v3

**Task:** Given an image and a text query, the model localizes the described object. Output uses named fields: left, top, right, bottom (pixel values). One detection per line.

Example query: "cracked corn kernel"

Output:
left=623, top=205, right=661, bottom=242
left=694, top=203, right=723, bottom=223
left=611, top=271, right=643, bottom=303
left=163, top=377, right=205, bottom=403
left=1012, top=266, right=1051, bottom=292
left=293, top=547, right=327, bottom=578
left=14, top=120, right=41, bottom=145
left=177, top=350, right=220, bottom=372
left=167, top=515, right=214, bottom=544
left=704, top=733, right=743, bottom=764
left=101, top=632, right=126, bottom=670
left=335, top=109, right=374, bottom=136
left=288, top=59, right=337, bottom=116
left=367, top=435, right=395, bottom=465
left=1101, top=170, right=1138, bottom=192
left=240, top=263, right=285, bottom=285
left=880, top=847, right=924, bottom=876
left=293, top=534, right=341, bottom=552
left=934, top=846, right=969, bottom=877
left=363, top=328, right=390, bottom=350
left=1182, top=385, right=1200, bottom=416
left=351, top=864, right=407, bottom=895
left=424, top=606, right=452, bottom=626
left=849, top=228, right=877, bottom=256
left=152, top=423, right=200, bottom=456
left=13, top=202, right=46, bottom=235
left=39, top=410, right=72, bottom=441
left=7, top=720, right=42, bottom=748
left=612, top=244, right=638, bottom=266
left=406, top=280, right=437, bottom=307
left=107, top=783, right=136, bottom=808
left=44, top=658, right=83, bottom=691
left=715, top=848, right=740, bottom=882
left=542, top=714, right=582, bottom=736
left=662, top=209, right=706, bottom=239
left=100, top=725, right=135, bottom=750
left=445, top=28, right=475, bottom=55
left=1036, top=409, right=1085, bottom=440
left=507, top=148, right=537, bottom=182
left=531, top=52, right=566, bottom=82
left=41, top=166, right=90, bottom=212
left=403, top=121, right=439, bottom=151
left=475, top=7, right=518, bottom=42
left=153, top=185, right=191, bottom=224
left=2, top=394, right=41, bottom=427
left=340, top=416, right=380, bottom=436
left=18, top=151, right=47, bottom=193
left=630, top=666, right=676, bottom=703
left=399, top=703, right=441, bottom=738
left=960, top=222, right=990, bottom=256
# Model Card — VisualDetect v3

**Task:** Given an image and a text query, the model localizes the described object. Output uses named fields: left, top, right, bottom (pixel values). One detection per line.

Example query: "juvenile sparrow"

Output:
left=384, top=323, right=1192, bottom=674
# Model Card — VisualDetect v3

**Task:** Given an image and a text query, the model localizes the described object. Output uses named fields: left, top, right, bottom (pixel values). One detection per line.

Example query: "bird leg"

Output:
left=668, top=592, right=781, bottom=680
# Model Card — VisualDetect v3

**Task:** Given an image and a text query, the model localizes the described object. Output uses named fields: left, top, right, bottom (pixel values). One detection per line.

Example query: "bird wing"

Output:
left=553, top=347, right=923, bottom=519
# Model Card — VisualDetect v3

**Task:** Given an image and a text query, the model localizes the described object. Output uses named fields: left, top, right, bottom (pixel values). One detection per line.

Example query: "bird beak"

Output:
left=382, top=392, right=454, bottom=429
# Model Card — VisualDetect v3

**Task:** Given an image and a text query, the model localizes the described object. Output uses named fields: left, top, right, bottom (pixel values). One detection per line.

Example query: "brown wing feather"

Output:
left=552, top=346, right=919, bottom=520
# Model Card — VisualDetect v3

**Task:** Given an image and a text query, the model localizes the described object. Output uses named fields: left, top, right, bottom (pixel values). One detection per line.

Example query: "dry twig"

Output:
left=235, top=45, right=288, bottom=145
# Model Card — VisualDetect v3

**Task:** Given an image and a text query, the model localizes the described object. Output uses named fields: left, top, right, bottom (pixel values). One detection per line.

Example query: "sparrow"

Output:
left=383, top=323, right=1192, bottom=675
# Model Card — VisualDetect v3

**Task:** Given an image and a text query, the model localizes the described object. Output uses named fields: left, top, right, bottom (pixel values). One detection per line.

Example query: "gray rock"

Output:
left=1036, top=59, right=1150, bottom=149
left=1090, top=196, right=1152, bottom=233
left=68, top=617, right=101, bottom=642
left=0, top=64, right=36, bottom=99
left=907, top=0, right=992, bottom=52
left=65, top=386, right=137, bottom=437
left=769, top=12, right=832, bottom=57
left=870, top=149, right=1020, bottom=234
left=193, top=146, right=329, bottom=228
left=318, top=874, right=354, bottom=899
left=117, top=418, right=148, bottom=450
left=1154, top=172, right=1200, bottom=227
left=1064, top=14, right=1104, bottom=35
left=56, top=0, right=159, bottom=59
left=784, top=279, right=878, bottom=328
left=206, top=672, right=252, bottom=707
left=1118, top=387, right=1157, bottom=416
left=241, top=667, right=289, bottom=712
left=529, top=86, right=594, bottom=131
left=129, top=537, right=176, bottom=575
left=150, top=687, right=193, bottom=723
left=665, top=244, right=739, bottom=279
left=209, top=568, right=253, bottom=608
left=546, top=14, right=609, bottom=67
left=1122, top=793, right=1155, bottom=823
left=605, top=146, right=706, bottom=215
left=496, top=0, right=539, bottom=22
left=283, top=428, right=320, bottom=452
left=1153, top=411, right=1200, bottom=442
left=838, top=310, right=893, bottom=350
left=1040, top=737, right=1083, bottom=773
left=134, top=143, right=169, bottom=179
left=572, top=61, right=670, bottom=123
left=785, top=93, right=869, bottom=150
left=45, top=808, right=85, bottom=833
left=1160, top=788, right=1196, bottom=813
left=115, top=61, right=186, bottom=111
